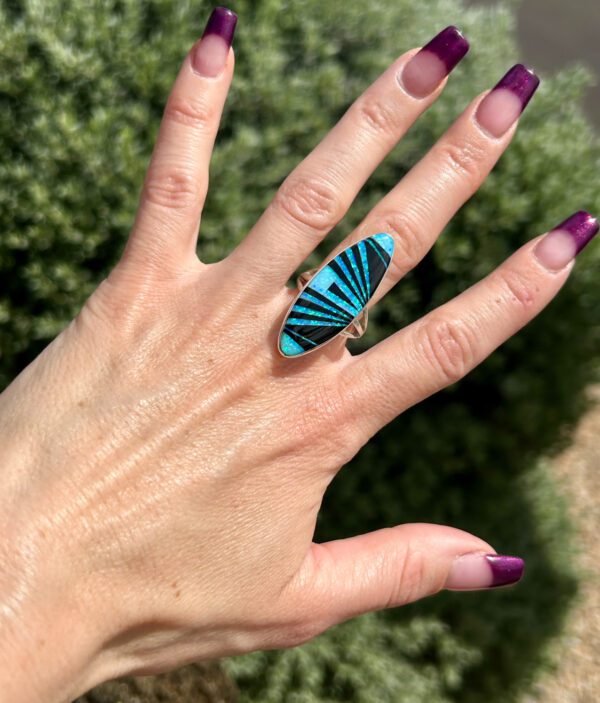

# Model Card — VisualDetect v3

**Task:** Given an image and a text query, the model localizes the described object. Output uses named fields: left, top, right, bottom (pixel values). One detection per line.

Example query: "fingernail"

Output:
left=445, top=554, right=525, bottom=591
left=475, top=64, right=540, bottom=137
left=401, top=26, right=470, bottom=99
left=192, top=6, right=238, bottom=78
left=534, top=211, right=599, bottom=271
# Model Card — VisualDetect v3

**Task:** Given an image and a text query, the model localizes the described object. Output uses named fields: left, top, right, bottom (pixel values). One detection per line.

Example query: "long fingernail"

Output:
left=445, top=554, right=525, bottom=591
left=401, top=26, right=470, bottom=99
left=534, top=211, right=599, bottom=271
left=192, top=6, right=238, bottom=78
left=475, top=64, right=540, bottom=137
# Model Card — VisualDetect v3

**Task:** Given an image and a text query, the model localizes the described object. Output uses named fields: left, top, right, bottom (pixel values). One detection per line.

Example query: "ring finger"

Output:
left=326, top=63, right=540, bottom=308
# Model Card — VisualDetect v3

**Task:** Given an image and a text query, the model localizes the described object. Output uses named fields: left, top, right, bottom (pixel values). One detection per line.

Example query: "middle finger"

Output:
left=227, top=26, right=470, bottom=287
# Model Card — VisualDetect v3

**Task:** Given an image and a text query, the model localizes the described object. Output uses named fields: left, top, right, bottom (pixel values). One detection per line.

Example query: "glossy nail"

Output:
left=534, top=211, right=599, bottom=271
left=401, top=26, right=470, bottom=98
left=192, top=6, right=238, bottom=78
left=445, top=554, right=525, bottom=591
left=476, top=64, right=540, bottom=137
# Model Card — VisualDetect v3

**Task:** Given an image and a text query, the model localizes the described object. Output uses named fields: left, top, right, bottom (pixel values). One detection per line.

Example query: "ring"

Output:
left=278, top=233, right=395, bottom=357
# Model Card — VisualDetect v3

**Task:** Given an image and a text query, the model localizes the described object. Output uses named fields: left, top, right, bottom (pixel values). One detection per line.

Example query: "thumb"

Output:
left=295, top=524, right=524, bottom=630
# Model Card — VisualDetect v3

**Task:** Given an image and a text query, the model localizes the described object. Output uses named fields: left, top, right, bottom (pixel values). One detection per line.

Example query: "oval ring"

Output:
left=278, top=233, right=395, bottom=357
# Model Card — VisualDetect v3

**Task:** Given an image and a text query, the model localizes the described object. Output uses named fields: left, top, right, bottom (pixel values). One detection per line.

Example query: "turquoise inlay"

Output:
left=302, top=290, right=353, bottom=320
left=279, top=233, right=395, bottom=357
left=358, top=240, right=371, bottom=297
left=279, top=332, right=305, bottom=356
left=346, top=247, right=368, bottom=300
left=334, top=258, right=362, bottom=304
left=373, top=232, right=395, bottom=258
left=323, top=288, right=361, bottom=316
left=292, top=304, right=349, bottom=324
left=308, top=267, right=362, bottom=312
left=287, top=317, right=344, bottom=327
left=367, top=237, right=389, bottom=267
left=329, top=271, right=362, bottom=309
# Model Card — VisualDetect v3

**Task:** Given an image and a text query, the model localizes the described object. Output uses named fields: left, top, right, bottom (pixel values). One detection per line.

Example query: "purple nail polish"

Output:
left=486, top=555, right=525, bottom=588
left=202, top=6, right=238, bottom=47
left=445, top=552, right=525, bottom=590
left=422, top=26, right=470, bottom=74
left=534, top=210, right=599, bottom=271
left=475, top=64, right=540, bottom=137
left=553, top=210, right=599, bottom=255
left=401, top=26, right=469, bottom=98
left=193, top=7, right=238, bottom=77
left=492, top=63, right=540, bottom=111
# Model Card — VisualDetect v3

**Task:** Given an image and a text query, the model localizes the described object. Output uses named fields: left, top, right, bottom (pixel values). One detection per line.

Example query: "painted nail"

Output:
left=401, top=26, right=469, bottom=99
left=476, top=64, right=540, bottom=137
left=534, top=211, right=599, bottom=271
left=445, top=554, right=525, bottom=591
left=192, top=7, right=238, bottom=78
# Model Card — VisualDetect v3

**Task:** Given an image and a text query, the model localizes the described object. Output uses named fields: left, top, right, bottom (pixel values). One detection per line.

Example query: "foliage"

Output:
left=0, top=0, right=598, bottom=700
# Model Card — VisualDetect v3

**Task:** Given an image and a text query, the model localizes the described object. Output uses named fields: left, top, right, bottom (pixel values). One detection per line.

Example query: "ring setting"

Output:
left=278, top=233, right=395, bottom=357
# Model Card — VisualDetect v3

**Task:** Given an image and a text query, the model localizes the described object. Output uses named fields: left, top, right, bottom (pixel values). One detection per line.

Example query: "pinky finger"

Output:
left=343, top=211, right=599, bottom=434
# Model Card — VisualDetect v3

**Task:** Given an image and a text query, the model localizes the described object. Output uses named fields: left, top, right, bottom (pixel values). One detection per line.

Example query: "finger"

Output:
left=227, top=27, right=470, bottom=288
left=328, top=64, right=540, bottom=305
left=293, top=524, right=523, bottom=631
left=120, top=7, right=237, bottom=276
left=342, top=212, right=599, bottom=434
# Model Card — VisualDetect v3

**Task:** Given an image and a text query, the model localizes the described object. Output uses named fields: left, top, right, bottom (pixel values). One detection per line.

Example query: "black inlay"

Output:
left=292, top=297, right=353, bottom=323
left=303, top=287, right=355, bottom=320
left=328, top=283, right=360, bottom=312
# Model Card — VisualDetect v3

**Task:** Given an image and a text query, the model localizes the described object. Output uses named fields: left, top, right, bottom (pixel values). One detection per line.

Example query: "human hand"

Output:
left=0, top=8, right=597, bottom=702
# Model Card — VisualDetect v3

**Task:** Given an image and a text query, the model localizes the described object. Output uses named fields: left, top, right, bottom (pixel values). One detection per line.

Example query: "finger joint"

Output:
left=366, top=212, right=426, bottom=279
left=143, top=165, right=202, bottom=212
left=436, top=137, right=487, bottom=189
left=273, top=174, right=344, bottom=237
left=354, top=96, right=402, bottom=139
left=163, top=94, right=215, bottom=132
left=496, top=267, right=536, bottom=312
left=418, top=316, right=479, bottom=387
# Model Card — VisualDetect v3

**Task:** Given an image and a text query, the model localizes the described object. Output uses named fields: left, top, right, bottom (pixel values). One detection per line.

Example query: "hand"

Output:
left=0, top=9, right=596, bottom=703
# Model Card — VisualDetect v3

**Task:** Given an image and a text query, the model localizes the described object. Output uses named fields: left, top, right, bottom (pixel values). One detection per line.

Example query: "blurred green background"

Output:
left=1, top=0, right=599, bottom=701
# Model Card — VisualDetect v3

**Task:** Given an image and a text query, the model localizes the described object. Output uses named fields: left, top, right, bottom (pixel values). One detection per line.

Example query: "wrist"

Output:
left=0, top=491, right=110, bottom=701
left=0, top=603, right=103, bottom=703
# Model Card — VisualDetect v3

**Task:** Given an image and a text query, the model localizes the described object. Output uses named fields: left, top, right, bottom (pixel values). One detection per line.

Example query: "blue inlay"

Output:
left=373, top=232, right=395, bottom=258
left=279, top=332, right=306, bottom=357
left=292, top=305, right=350, bottom=324
left=346, top=247, right=368, bottom=300
left=358, top=240, right=371, bottom=297
left=279, top=233, right=395, bottom=357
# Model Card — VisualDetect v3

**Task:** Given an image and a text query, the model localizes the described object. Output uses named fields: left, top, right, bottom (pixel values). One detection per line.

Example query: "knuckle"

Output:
left=367, top=212, right=426, bottom=279
left=354, top=96, right=400, bottom=137
left=296, top=379, right=346, bottom=441
left=291, top=377, right=361, bottom=465
left=273, top=174, right=344, bottom=236
left=278, top=618, right=324, bottom=649
left=338, top=358, right=396, bottom=440
left=496, top=267, right=536, bottom=312
left=418, top=316, right=478, bottom=386
left=392, top=544, right=430, bottom=607
left=436, top=136, right=487, bottom=186
left=143, top=165, right=202, bottom=212
left=163, top=94, right=215, bottom=131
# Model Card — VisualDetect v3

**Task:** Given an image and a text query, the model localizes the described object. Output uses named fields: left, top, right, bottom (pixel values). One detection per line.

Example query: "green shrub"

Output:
left=1, top=0, right=597, bottom=700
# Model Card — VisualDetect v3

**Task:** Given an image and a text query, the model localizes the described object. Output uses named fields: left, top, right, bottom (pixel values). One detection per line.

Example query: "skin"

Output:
left=0, top=33, right=577, bottom=703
